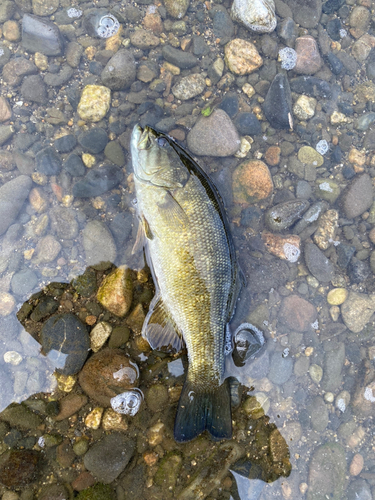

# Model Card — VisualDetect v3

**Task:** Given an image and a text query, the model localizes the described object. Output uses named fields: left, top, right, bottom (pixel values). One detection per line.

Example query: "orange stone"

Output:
left=143, top=7, right=163, bottom=35
left=232, top=160, right=273, bottom=205
left=262, top=232, right=301, bottom=262
left=264, top=146, right=281, bottom=166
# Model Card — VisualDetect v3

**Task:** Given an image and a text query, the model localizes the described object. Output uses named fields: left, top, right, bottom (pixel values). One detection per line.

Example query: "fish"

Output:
left=130, top=124, right=242, bottom=442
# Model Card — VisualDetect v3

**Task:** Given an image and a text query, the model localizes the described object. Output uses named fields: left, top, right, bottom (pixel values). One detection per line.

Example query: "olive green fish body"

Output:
left=131, top=125, right=240, bottom=442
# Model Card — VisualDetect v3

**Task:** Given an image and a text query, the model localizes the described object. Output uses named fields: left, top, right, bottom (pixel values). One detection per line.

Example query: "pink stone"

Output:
left=294, top=35, right=322, bottom=75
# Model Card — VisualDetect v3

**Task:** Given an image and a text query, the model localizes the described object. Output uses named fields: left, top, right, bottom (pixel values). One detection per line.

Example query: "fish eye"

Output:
left=157, top=137, right=168, bottom=147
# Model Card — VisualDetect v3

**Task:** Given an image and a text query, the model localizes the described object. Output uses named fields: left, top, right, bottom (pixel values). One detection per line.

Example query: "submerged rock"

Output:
left=307, top=443, right=346, bottom=500
left=265, top=200, right=309, bottom=231
left=231, top=0, right=276, bottom=33
left=22, top=14, right=64, bottom=56
left=263, top=73, right=293, bottom=129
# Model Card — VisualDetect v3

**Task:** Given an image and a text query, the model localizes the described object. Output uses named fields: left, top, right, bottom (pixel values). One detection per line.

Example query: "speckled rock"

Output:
left=230, top=0, right=276, bottom=33
left=34, top=234, right=61, bottom=263
left=164, top=0, right=189, bottom=18
left=293, top=95, right=316, bottom=120
left=90, top=322, right=112, bottom=352
left=279, top=295, right=317, bottom=332
left=224, top=38, right=263, bottom=75
left=304, top=242, right=334, bottom=283
left=84, top=433, right=135, bottom=484
left=313, top=209, right=338, bottom=250
left=172, top=74, right=205, bottom=100
left=232, top=160, right=273, bottom=204
left=315, top=178, right=340, bottom=203
left=327, top=288, right=348, bottom=306
left=263, top=73, right=293, bottom=129
left=97, top=266, right=133, bottom=318
left=187, top=109, right=240, bottom=156
left=341, top=291, right=375, bottom=333
left=265, top=200, right=309, bottom=231
left=77, top=85, right=111, bottom=122
left=294, top=35, right=322, bottom=74
left=0, top=450, right=40, bottom=488
left=130, top=29, right=160, bottom=50
left=298, top=146, right=323, bottom=166
left=307, top=443, right=346, bottom=500
left=262, top=232, right=301, bottom=262
left=79, top=349, right=139, bottom=406
left=41, top=313, right=90, bottom=375
left=82, top=220, right=117, bottom=269
left=340, top=174, right=373, bottom=219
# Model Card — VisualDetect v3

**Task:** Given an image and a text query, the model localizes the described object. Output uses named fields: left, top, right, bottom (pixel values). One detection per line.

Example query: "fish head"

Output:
left=131, top=124, right=189, bottom=189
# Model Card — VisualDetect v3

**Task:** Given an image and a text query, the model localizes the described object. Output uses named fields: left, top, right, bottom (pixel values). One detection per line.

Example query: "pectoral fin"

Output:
left=142, top=293, right=184, bottom=352
left=132, top=215, right=153, bottom=254
left=156, top=191, right=189, bottom=229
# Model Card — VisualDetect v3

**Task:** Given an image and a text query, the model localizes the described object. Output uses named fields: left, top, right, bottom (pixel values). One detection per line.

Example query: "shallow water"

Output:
left=0, top=0, right=374, bottom=499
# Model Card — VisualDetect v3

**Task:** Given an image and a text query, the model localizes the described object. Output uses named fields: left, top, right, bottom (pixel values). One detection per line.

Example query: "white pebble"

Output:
left=283, top=243, right=300, bottom=263
left=364, top=386, right=375, bottom=403
left=111, top=389, right=144, bottom=416
left=67, top=7, right=82, bottom=18
left=279, top=47, right=297, bottom=70
left=3, top=351, right=22, bottom=365
left=168, top=358, right=184, bottom=377
left=316, top=140, right=329, bottom=155
left=97, top=14, right=120, bottom=38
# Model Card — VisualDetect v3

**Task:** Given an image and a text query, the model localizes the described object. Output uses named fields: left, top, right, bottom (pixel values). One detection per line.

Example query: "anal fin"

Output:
left=142, top=293, right=184, bottom=353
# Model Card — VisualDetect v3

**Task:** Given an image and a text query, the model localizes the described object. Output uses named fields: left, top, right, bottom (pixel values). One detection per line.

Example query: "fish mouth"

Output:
left=132, top=124, right=155, bottom=151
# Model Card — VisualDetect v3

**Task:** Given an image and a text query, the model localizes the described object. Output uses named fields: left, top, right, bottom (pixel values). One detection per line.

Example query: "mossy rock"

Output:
left=76, top=483, right=116, bottom=500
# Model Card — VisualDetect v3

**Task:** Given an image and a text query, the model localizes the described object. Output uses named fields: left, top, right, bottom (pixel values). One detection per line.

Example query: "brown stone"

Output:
left=2, top=58, right=37, bottom=86
left=349, top=453, right=364, bottom=476
left=169, top=128, right=185, bottom=141
left=224, top=38, right=263, bottom=75
left=78, top=348, right=139, bottom=406
left=71, top=471, right=96, bottom=491
left=232, top=160, right=273, bottom=205
left=29, top=187, right=48, bottom=213
left=143, top=7, right=163, bottom=34
left=97, top=265, right=133, bottom=318
left=294, top=35, right=322, bottom=75
left=54, top=393, right=88, bottom=421
left=3, top=20, right=20, bottom=42
left=262, top=232, right=301, bottom=262
left=264, top=146, right=280, bottom=166
left=0, top=450, right=39, bottom=487
left=56, top=439, right=75, bottom=468
left=279, top=295, right=317, bottom=332
left=0, top=97, right=12, bottom=122
left=130, top=29, right=160, bottom=50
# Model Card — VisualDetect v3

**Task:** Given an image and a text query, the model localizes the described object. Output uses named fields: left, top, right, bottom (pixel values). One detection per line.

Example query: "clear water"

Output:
left=0, top=0, right=374, bottom=499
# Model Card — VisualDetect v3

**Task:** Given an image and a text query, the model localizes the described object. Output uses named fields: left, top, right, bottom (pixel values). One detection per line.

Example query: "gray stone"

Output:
left=187, top=108, right=240, bottom=157
left=0, top=175, right=32, bottom=235
left=307, top=442, right=346, bottom=500
left=0, top=0, right=15, bottom=23
left=172, top=74, right=206, bottom=100
left=346, top=479, right=372, bottom=500
left=84, top=433, right=135, bottom=483
left=265, top=199, right=309, bottom=231
left=340, top=174, right=373, bottom=219
left=11, top=268, right=38, bottom=296
left=21, top=74, right=47, bottom=103
left=101, top=49, right=136, bottom=90
left=308, top=396, right=328, bottom=431
left=341, top=291, right=375, bottom=333
left=65, top=41, right=83, bottom=68
left=82, top=220, right=117, bottom=269
left=72, top=165, right=123, bottom=198
left=22, top=14, right=64, bottom=56
left=0, top=125, right=14, bottom=145
left=304, top=243, right=334, bottom=283
left=44, top=64, right=74, bottom=86
left=2, top=57, right=37, bottom=86
left=268, top=351, right=293, bottom=385
left=50, top=206, right=79, bottom=240
left=0, top=404, right=42, bottom=430
left=35, top=146, right=61, bottom=175
left=284, top=0, right=322, bottom=28
left=162, top=45, right=198, bottom=69
left=321, top=341, right=345, bottom=392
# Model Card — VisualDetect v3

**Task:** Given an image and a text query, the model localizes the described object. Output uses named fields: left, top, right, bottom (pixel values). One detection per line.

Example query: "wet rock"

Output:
left=313, top=209, right=338, bottom=250
left=348, top=257, right=370, bottom=284
left=262, top=232, right=300, bottom=262
left=322, top=341, right=345, bottom=392
left=41, top=313, right=90, bottom=375
left=20, top=74, right=47, bottom=103
left=73, top=165, right=123, bottom=198
left=263, top=73, right=293, bottom=129
left=84, top=433, right=135, bottom=484
left=279, top=294, right=317, bottom=332
left=82, top=220, right=117, bottom=268
left=63, top=154, right=85, bottom=177
left=0, top=175, right=32, bottom=235
left=22, top=14, right=64, bottom=56
left=54, top=393, right=88, bottom=421
left=265, top=200, right=309, bottom=231
left=77, top=85, right=111, bottom=123
left=349, top=454, right=364, bottom=476
left=44, top=65, right=74, bottom=87
left=307, top=442, right=346, bottom=500
left=97, top=266, right=133, bottom=318
left=164, top=0, right=189, bottom=18
left=327, top=288, right=348, bottom=306
left=322, top=0, right=345, bottom=14
left=213, top=10, right=234, bottom=44
left=268, top=351, right=293, bottom=384
left=341, top=291, right=375, bottom=333
left=2, top=57, right=37, bottom=86
left=145, top=384, right=169, bottom=413
left=308, top=396, right=328, bottom=431
left=347, top=479, right=372, bottom=500
left=172, top=74, right=205, bottom=100
left=71, top=268, right=97, bottom=297
left=340, top=174, right=373, bottom=219
left=66, top=41, right=83, bottom=68
left=234, top=112, right=261, bottom=135
left=162, top=45, right=198, bottom=69
left=224, top=38, right=263, bottom=75
left=104, top=141, right=125, bottom=166
left=295, top=35, right=322, bottom=74
left=349, top=6, right=370, bottom=39
left=50, top=206, right=78, bottom=240
left=101, top=50, right=136, bottom=90
left=232, top=159, right=273, bottom=204
left=293, top=95, right=316, bottom=120
left=79, top=349, right=139, bottom=406
left=0, top=96, right=12, bottom=122
left=187, top=109, right=240, bottom=157
left=76, top=483, right=115, bottom=499
left=304, top=243, right=334, bottom=283
left=78, top=127, right=108, bottom=154
left=11, top=268, right=38, bottom=296
left=54, top=134, right=77, bottom=153
left=35, top=146, right=61, bottom=175
left=315, top=178, right=340, bottom=203
left=298, top=146, right=323, bottom=167
left=38, top=484, right=69, bottom=500
left=284, top=0, right=322, bottom=28
left=0, top=1, right=15, bottom=24
left=290, top=76, right=331, bottom=98
left=0, top=450, right=40, bottom=488
left=129, top=29, right=159, bottom=50
left=0, top=125, right=14, bottom=145
left=230, top=0, right=276, bottom=33
left=0, top=403, right=42, bottom=429
left=34, top=235, right=61, bottom=263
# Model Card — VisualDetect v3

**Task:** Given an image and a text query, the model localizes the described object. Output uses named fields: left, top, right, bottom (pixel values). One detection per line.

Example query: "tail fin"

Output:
left=174, top=378, right=232, bottom=443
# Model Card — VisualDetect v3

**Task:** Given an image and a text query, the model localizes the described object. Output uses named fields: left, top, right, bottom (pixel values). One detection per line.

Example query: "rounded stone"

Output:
left=293, top=95, right=316, bottom=120
left=0, top=450, right=40, bottom=488
left=224, top=38, right=263, bottom=75
left=327, top=288, right=348, bottom=306
left=32, top=0, right=59, bottom=16
left=0, top=292, right=16, bottom=316
left=279, top=295, right=317, bottom=332
left=172, top=74, right=206, bottom=101
left=77, top=85, right=111, bottom=122
left=82, top=220, right=117, bottom=269
left=163, top=0, right=189, bottom=18
left=232, top=160, right=273, bottom=204
left=350, top=453, right=364, bottom=476
left=100, top=50, right=136, bottom=90
left=11, top=268, right=38, bottom=296
left=145, top=384, right=169, bottom=413
left=41, top=313, right=90, bottom=375
left=78, top=127, right=108, bottom=154
left=129, top=29, right=160, bottom=50
left=341, top=173, right=374, bottom=219
left=79, top=348, right=139, bottom=406
left=230, top=0, right=276, bottom=33
left=97, top=265, right=133, bottom=318
left=309, top=364, right=323, bottom=384
left=294, top=35, right=322, bottom=75
left=298, top=146, right=324, bottom=166
left=268, top=351, right=293, bottom=385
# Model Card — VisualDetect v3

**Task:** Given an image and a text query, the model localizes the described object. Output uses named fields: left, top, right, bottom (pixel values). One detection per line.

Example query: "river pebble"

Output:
left=322, top=341, right=345, bottom=392
left=187, top=109, right=240, bottom=156
left=41, top=313, right=90, bottom=375
left=262, top=232, right=300, bottom=262
left=307, top=443, right=346, bottom=500
left=309, top=364, right=323, bottom=384
left=22, top=14, right=64, bottom=56
left=101, top=50, right=136, bottom=90
left=97, top=265, right=133, bottom=318
left=293, top=95, right=316, bottom=120
left=279, top=294, right=317, bottom=332
left=78, top=349, right=139, bottom=406
left=224, top=38, right=263, bottom=74
left=341, top=291, right=375, bottom=333
left=0, top=175, right=32, bottom=235
left=263, top=73, right=293, bottom=129
left=230, top=0, right=276, bottom=33
left=232, top=159, right=273, bottom=203
left=268, top=351, right=293, bottom=385
left=308, top=396, right=328, bottom=431
left=73, top=165, right=123, bottom=198
left=54, top=393, right=88, bottom=421
left=304, top=242, right=334, bottom=283
left=313, top=209, right=338, bottom=250
left=340, top=173, right=374, bottom=219
left=172, top=73, right=206, bottom=100
left=77, top=85, right=111, bottom=122
left=294, top=35, right=322, bottom=74
left=90, top=321, right=112, bottom=352
left=0, top=450, right=40, bottom=488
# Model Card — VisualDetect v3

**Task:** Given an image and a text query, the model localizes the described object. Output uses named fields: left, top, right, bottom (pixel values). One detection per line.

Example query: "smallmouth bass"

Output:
left=130, top=124, right=242, bottom=442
